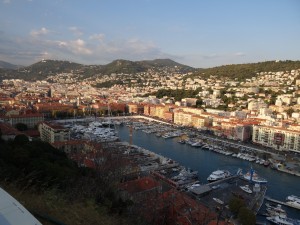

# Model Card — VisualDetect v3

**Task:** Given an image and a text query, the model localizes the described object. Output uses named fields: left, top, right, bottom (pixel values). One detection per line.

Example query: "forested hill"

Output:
left=0, top=58, right=194, bottom=81
left=189, top=60, right=300, bottom=80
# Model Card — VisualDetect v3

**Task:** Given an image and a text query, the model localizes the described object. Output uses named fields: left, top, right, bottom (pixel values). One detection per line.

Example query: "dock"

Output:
left=265, top=196, right=300, bottom=210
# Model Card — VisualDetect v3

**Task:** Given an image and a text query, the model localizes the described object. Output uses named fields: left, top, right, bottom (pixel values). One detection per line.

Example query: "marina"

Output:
left=58, top=117, right=300, bottom=222
left=114, top=118, right=300, bottom=220
left=265, top=196, right=300, bottom=211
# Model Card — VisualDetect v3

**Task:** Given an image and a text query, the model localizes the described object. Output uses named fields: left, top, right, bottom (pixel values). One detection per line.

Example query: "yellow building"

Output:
left=191, top=115, right=207, bottom=129
left=174, top=110, right=193, bottom=126
left=38, top=122, right=70, bottom=143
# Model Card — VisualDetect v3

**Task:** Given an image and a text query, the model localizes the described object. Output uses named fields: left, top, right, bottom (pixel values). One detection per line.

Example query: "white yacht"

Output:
left=213, top=198, right=224, bottom=205
left=240, top=185, right=252, bottom=194
left=286, top=195, right=300, bottom=202
left=239, top=168, right=268, bottom=184
left=266, top=215, right=300, bottom=225
left=207, top=170, right=231, bottom=182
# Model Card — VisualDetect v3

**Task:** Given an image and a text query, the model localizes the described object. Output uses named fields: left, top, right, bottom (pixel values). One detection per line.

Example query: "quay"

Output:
left=265, top=196, right=300, bottom=210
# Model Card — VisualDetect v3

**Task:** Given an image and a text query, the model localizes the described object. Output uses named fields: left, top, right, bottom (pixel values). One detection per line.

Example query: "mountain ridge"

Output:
left=0, top=60, right=22, bottom=70
left=0, top=58, right=194, bottom=81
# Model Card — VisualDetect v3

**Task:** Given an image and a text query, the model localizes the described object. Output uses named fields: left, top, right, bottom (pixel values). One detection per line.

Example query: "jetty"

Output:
left=265, top=196, right=300, bottom=210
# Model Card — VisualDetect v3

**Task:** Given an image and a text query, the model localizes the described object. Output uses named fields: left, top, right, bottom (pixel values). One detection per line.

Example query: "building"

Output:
left=252, top=125, right=300, bottom=152
left=6, top=113, right=44, bottom=129
left=192, top=115, right=209, bottom=129
left=127, top=103, right=144, bottom=114
left=174, top=110, right=193, bottom=126
left=38, top=121, right=70, bottom=143
left=119, top=176, right=162, bottom=202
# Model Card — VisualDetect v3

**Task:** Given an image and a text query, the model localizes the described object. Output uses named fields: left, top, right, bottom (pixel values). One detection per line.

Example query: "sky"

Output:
left=0, top=0, right=300, bottom=68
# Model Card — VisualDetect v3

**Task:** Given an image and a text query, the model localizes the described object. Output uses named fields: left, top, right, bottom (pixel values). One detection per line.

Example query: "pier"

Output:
left=265, top=196, right=300, bottom=210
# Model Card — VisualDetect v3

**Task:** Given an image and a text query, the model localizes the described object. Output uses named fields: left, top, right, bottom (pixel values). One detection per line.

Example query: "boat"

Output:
left=207, top=170, right=231, bottom=182
left=264, top=160, right=270, bottom=167
left=239, top=168, right=268, bottom=184
left=213, top=198, right=224, bottom=205
left=178, top=139, right=185, bottom=144
left=191, top=141, right=203, bottom=147
left=240, top=185, right=252, bottom=194
left=266, top=203, right=287, bottom=216
left=266, top=215, right=300, bottom=225
left=286, top=200, right=300, bottom=210
left=286, top=195, right=300, bottom=202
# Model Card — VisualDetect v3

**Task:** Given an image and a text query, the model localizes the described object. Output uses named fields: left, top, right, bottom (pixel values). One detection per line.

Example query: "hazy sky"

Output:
left=0, top=0, right=300, bottom=68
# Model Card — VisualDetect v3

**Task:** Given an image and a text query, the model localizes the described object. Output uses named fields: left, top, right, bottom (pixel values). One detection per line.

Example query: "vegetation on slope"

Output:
left=144, top=88, right=201, bottom=102
left=0, top=135, right=138, bottom=225
left=0, top=58, right=193, bottom=81
left=190, top=60, right=300, bottom=81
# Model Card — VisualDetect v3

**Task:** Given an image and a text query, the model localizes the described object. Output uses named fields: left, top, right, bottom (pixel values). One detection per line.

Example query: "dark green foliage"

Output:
left=238, top=207, right=256, bottom=225
left=94, top=80, right=124, bottom=88
left=14, top=123, right=28, bottom=131
left=229, top=197, right=245, bottom=215
left=0, top=140, right=78, bottom=189
left=190, top=60, right=300, bottom=81
left=14, top=134, right=29, bottom=144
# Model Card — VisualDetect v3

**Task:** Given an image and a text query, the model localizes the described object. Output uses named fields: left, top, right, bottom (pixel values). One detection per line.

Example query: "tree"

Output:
left=286, top=108, right=294, bottom=118
left=14, top=123, right=28, bottom=131
left=238, top=207, right=256, bottom=225
left=229, top=197, right=245, bottom=216
left=14, top=134, right=29, bottom=145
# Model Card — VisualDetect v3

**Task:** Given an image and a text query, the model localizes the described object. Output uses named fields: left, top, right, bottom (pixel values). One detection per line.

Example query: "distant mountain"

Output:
left=0, top=58, right=194, bottom=81
left=99, top=58, right=193, bottom=74
left=0, top=61, right=21, bottom=70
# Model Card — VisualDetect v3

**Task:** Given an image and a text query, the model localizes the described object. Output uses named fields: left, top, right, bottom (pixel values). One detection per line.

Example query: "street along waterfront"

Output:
left=116, top=124, right=300, bottom=220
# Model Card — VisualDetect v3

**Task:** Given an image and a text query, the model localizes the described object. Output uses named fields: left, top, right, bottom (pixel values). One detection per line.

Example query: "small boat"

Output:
left=266, top=215, right=300, bottom=225
left=264, top=160, right=270, bottom=167
left=239, top=168, right=268, bottom=184
left=207, top=170, right=231, bottom=182
left=178, top=139, right=185, bottom=144
left=191, top=141, right=203, bottom=147
left=266, top=203, right=286, bottom=215
left=286, top=195, right=300, bottom=202
left=213, top=198, right=224, bottom=205
left=286, top=200, right=300, bottom=210
left=240, top=185, right=252, bottom=194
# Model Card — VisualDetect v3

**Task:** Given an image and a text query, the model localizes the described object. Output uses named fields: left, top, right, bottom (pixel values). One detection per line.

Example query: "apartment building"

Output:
left=252, top=125, right=300, bottom=152
left=191, top=115, right=208, bottom=129
left=38, top=121, right=70, bottom=143
left=7, top=113, right=44, bottom=129
left=173, top=110, right=193, bottom=126
left=127, top=103, right=144, bottom=114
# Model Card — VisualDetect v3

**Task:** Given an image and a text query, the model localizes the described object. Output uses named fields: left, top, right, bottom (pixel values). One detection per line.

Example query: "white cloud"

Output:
left=234, top=52, right=246, bottom=57
left=89, top=33, right=105, bottom=42
left=30, top=27, right=50, bottom=37
left=54, top=39, right=92, bottom=55
left=69, top=26, right=83, bottom=36
left=3, top=0, right=11, bottom=4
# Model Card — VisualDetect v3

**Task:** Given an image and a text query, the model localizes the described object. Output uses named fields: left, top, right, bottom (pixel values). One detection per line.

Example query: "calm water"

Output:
left=117, top=125, right=300, bottom=219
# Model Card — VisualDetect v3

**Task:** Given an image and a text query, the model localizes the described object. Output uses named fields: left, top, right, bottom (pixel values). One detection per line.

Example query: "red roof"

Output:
left=119, top=176, right=160, bottom=194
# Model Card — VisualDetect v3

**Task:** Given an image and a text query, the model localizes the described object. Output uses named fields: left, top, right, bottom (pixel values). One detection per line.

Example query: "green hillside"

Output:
left=190, top=60, right=300, bottom=80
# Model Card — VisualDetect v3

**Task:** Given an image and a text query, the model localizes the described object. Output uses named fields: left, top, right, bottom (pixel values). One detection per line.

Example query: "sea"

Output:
left=116, top=125, right=300, bottom=220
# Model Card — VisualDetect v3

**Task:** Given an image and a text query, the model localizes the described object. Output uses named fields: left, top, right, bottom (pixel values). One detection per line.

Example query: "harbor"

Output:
left=57, top=116, right=300, bottom=222
left=114, top=118, right=300, bottom=221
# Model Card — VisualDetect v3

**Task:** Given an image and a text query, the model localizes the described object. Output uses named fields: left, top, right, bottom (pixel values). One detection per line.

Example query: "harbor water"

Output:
left=116, top=125, right=300, bottom=220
